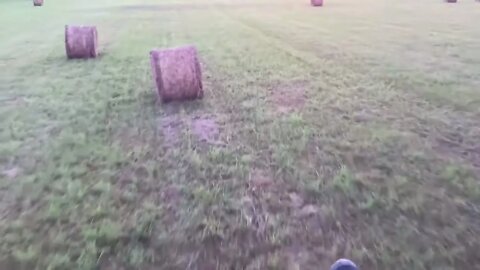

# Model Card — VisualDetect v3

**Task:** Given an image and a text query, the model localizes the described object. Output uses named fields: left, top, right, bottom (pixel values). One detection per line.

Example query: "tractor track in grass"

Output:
left=216, top=6, right=480, bottom=172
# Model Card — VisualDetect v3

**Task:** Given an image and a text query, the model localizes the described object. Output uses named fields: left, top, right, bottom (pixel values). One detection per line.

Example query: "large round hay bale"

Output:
left=150, top=46, right=203, bottom=102
left=33, top=0, right=43, bottom=6
left=65, top=25, right=98, bottom=59
left=311, top=0, right=323, bottom=6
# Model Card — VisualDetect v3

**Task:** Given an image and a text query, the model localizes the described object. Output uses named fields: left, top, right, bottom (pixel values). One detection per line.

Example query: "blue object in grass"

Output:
left=330, top=259, right=358, bottom=270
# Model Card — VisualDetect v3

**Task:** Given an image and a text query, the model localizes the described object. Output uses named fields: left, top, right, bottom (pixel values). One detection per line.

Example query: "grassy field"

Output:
left=1, top=0, right=480, bottom=269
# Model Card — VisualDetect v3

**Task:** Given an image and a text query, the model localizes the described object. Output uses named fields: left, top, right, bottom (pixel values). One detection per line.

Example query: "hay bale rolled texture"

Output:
left=33, top=0, right=43, bottom=6
left=150, top=46, right=203, bottom=102
left=65, top=25, right=98, bottom=59
left=311, top=0, right=323, bottom=6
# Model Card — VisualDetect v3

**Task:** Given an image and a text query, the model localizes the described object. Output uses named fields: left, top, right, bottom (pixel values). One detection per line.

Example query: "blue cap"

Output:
left=330, top=259, right=358, bottom=270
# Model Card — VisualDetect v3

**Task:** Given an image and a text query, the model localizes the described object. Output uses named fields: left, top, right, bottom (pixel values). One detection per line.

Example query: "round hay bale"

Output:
left=150, top=45, right=203, bottom=102
left=33, top=0, right=43, bottom=6
left=65, top=25, right=98, bottom=59
left=311, top=0, right=323, bottom=6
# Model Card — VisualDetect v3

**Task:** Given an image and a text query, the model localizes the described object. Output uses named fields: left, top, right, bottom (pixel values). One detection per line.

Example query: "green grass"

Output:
left=1, top=0, right=480, bottom=269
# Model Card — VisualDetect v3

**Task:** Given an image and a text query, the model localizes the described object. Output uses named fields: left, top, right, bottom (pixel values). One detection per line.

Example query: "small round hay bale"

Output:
left=33, top=0, right=43, bottom=6
left=65, top=25, right=98, bottom=59
left=311, top=0, right=323, bottom=6
left=150, top=45, right=203, bottom=102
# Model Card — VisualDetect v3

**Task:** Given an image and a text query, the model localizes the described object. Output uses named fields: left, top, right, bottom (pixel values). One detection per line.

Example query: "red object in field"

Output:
left=33, top=0, right=43, bottom=6
left=150, top=45, right=204, bottom=102
left=311, top=0, right=323, bottom=6
left=65, top=25, right=98, bottom=59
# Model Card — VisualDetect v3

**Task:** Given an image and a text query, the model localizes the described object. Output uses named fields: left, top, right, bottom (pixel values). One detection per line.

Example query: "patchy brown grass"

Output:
left=191, top=115, right=222, bottom=144
left=268, top=81, right=307, bottom=114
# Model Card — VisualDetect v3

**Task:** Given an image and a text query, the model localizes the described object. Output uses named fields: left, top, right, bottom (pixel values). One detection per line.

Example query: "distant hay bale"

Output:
left=150, top=45, right=203, bottom=102
left=311, top=0, right=323, bottom=6
left=445, top=0, right=457, bottom=2
left=65, top=25, right=98, bottom=59
left=33, top=0, right=43, bottom=6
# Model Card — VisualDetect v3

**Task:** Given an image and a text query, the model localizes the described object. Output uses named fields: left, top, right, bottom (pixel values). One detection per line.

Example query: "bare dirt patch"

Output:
left=155, top=114, right=224, bottom=148
left=191, top=115, right=221, bottom=144
left=247, top=168, right=315, bottom=215
left=268, top=81, right=307, bottom=114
